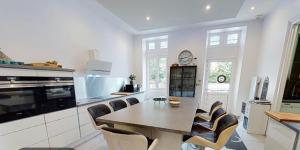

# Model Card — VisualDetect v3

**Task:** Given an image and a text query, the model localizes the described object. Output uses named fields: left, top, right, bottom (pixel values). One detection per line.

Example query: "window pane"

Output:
left=160, top=41, right=168, bottom=49
left=158, top=58, right=167, bottom=88
left=207, top=61, right=232, bottom=91
left=148, top=42, right=155, bottom=50
left=209, top=35, right=220, bottom=46
left=227, top=33, right=239, bottom=44
left=148, top=58, right=158, bottom=88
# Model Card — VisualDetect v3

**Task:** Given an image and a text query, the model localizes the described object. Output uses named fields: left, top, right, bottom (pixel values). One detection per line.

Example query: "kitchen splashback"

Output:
left=85, top=77, right=126, bottom=98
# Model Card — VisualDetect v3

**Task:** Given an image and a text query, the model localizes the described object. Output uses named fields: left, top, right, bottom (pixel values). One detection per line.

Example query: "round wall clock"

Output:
left=178, top=50, right=193, bottom=65
left=217, top=75, right=227, bottom=83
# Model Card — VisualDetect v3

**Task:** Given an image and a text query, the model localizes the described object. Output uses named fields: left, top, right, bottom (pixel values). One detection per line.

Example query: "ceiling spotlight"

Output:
left=206, top=5, right=211, bottom=10
left=146, top=16, right=150, bottom=21
left=250, top=6, right=255, bottom=10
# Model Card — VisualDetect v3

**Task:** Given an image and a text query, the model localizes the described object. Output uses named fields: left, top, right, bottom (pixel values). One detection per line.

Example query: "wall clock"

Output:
left=178, top=50, right=193, bottom=65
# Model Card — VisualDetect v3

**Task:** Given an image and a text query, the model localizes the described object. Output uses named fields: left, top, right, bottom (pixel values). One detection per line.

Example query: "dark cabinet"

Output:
left=169, top=66, right=197, bottom=97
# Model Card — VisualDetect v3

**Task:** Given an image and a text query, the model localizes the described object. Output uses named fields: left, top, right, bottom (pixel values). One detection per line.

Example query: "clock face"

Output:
left=178, top=50, right=193, bottom=65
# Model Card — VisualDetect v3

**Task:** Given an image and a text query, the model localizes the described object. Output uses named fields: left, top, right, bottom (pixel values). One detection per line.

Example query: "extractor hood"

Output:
left=86, top=50, right=112, bottom=75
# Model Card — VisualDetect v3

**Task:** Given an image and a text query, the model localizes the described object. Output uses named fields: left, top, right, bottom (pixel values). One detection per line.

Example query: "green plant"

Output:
left=129, top=74, right=136, bottom=81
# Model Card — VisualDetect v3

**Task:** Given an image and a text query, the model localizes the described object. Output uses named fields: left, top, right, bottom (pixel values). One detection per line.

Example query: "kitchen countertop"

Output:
left=266, top=111, right=300, bottom=133
left=76, top=91, right=145, bottom=106
left=0, top=64, right=75, bottom=72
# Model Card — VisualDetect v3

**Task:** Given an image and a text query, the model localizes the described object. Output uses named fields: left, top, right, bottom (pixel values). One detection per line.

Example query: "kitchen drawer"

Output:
left=79, top=112, right=92, bottom=125
left=45, top=108, right=77, bottom=123
left=29, top=139, right=49, bottom=148
left=0, top=115, right=45, bottom=136
left=0, top=124, right=48, bottom=150
left=36, top=70, right=73, bottom=77
left=46, top=115, right=79, bottom=138
left=49, top=128, right=80, bottom=147
left=80, top=123, right=97, bottom=138
left=0, top=68, right=36, bottom=76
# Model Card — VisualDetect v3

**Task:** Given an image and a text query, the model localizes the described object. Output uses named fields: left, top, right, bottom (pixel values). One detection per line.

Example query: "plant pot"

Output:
left=130, top=80, right=134, bottom=85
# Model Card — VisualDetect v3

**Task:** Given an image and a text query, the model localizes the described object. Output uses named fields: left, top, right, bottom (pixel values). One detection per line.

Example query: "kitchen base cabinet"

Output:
left=80, top=123, right=97, bottom=137
left=49, top=128, right=80, bottom=147
left=0, top=124, right=48, bottom=150
left=30, top=139, right=50, bottom=148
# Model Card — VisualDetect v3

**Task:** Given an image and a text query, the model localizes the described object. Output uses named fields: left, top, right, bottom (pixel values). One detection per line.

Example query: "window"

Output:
left=145, top=36, right=168, bottom=89
left=206, top=61, right=233, bottom=91
left=148, top=42, right=155, bottom=50
left=209, top=35, right=221, bottom=46
left=160, top=41, right=168, bottom=49
left=227, top=33, right=239, bottom=44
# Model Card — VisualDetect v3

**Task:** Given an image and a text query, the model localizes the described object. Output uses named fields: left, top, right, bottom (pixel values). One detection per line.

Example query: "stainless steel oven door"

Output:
left=0, top=84, right=43, bottom=123
left=42, top=83, right=76, bottom=113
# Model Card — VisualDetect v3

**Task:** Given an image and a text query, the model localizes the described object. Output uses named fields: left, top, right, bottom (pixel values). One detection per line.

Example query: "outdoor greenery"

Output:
left=208, top=62, right=232, bottom=83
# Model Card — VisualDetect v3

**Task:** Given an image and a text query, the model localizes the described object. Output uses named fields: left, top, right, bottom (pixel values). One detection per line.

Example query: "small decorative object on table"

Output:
left=153, top=97, right=167, bottom=104
left=129, top=73, right=136, bottom=85
left=169, top=96, right=181, bottom=107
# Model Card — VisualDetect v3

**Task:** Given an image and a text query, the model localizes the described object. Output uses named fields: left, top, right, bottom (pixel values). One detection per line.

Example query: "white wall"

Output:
left=0, top=0, right=134, bottom=77
left=133, top=20, right=263, bottom=115
left=256, top=0, right=300, bottom=111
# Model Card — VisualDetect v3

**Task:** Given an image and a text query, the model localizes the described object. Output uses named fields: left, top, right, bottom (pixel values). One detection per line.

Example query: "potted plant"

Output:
left=129, top=74, right=136, bottom=85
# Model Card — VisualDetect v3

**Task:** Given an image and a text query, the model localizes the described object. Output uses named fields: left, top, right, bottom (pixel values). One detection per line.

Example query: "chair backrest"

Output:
left=102, top=127, right=149, bottom=150
left=209, top=101, right=223, bottom=115
left=126, top=97, right=140, bottom=106
left=87, top=104, right=111, bottom=126
left=215, top=114, right=238, bottom=149
left=109, top=100, right=127, bottom=111
left=209, top=108, right=226, bottom=124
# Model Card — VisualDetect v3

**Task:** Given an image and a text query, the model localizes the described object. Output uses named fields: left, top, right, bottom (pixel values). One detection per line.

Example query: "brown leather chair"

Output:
left=183, top=114, right=238, bottom=150
left=102, top=127, right=158, bottom=150
left=87, top=104, right=113, bottom=129
left=194, top=108, right=226, bottom=131
left=196, top=101, right=223, bottom=121
left=126, top=97, right=140, bottom=106
left=109, top=99, right=127, bottom=111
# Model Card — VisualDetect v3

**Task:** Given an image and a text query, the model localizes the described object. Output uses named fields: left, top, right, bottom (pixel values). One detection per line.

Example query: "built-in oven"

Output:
left=40, top=77, right=76, bottom=113
left=0, top=76, right=76, bottom=123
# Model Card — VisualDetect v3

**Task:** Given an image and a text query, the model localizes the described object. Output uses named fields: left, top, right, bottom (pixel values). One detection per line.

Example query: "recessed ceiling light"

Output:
left=146, top=16, right=150, bottom=21
left=206, top=5, right=211, bottom=10
left=250, top=6, right=255, bottom=10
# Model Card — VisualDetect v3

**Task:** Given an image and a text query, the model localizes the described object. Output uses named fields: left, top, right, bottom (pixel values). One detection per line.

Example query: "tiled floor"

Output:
left=72, top=120, right=266, bottom=150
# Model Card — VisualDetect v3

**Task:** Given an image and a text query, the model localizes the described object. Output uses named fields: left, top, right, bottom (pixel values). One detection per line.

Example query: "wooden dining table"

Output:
left=96, top=99, right=198, bottom=150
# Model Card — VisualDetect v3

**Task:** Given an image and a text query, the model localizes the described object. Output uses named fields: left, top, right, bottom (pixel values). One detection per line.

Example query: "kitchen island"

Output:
left=265, top=111, right=300, bottom=150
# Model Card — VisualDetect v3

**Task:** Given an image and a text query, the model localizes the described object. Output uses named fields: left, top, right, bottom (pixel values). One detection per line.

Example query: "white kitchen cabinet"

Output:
left=36, top=70, right=73, bottom=77
left=265, top=118, right=297, bottom=150
left=0, top=68, right=37, bottom=76
left=0, top=115, right=45, bottom=136
left=281, top=103, right=300, bottom=113
left=0, top=124, right=48, bottom=150
left=29, top=139, right=50, bottom=148
left=244, top=101, right=271, bottom=135
left=45, top=108, right=77, bottom=123
left=80, top=123, right=97, bottom=137
left=46, top=115, right=79, bottom=138
left=48, top=128, right=80, bottom=147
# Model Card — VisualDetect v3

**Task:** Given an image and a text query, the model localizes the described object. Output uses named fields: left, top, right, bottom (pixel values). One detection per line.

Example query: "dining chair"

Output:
left=195, top=101, right=223, bottom=121
left=109, top=99, right=128, bottom=111
left=101, top=127, right=158, bottom=150
left=183, top=114, right=238, bottom=150
left=87, top=104, right=113, bottom=130
left=193, top=108, right=226, bottom=131
left=126, top=97, right=140, bottom=106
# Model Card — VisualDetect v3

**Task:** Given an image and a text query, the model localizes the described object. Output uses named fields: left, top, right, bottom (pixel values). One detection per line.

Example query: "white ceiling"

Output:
left=96, top=0, right=280, bottom=33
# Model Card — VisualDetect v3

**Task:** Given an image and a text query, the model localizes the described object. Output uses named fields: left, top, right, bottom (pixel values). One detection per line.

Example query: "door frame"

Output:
left=274, top=15, right=300, bottom=111
left=201, top=58, right=237, bottom=111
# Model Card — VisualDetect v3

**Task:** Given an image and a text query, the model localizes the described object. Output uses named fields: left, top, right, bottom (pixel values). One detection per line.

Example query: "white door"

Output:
left=201, top=60, right=236, bottom=111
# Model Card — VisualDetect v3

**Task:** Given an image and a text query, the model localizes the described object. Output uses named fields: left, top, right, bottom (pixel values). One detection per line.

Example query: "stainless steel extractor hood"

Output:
left=86, top=50, right=112, bottom=75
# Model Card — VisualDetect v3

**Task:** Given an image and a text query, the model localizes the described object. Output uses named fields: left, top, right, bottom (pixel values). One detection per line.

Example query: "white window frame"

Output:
left=207, top=33, right=222, bottom=48
left=145, top=38, right=168, bottom=90
left=225, top=31, right=241, bottom=46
